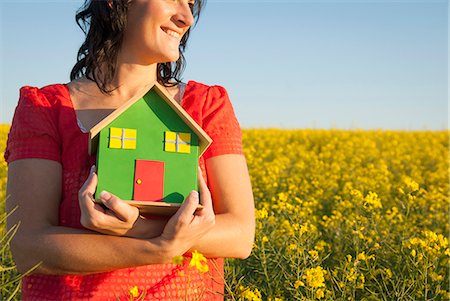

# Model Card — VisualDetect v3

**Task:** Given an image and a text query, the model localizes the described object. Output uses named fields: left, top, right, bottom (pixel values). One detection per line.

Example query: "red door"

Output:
left=133, top=160, right=164, bottom=201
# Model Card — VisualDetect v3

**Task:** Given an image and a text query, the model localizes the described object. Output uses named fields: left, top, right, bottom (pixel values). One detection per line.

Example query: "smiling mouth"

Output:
left=162, top=28, right=181, bottom=39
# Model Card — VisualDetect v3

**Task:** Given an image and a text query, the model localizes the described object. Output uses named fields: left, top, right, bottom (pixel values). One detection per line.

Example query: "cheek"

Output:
left=125, top=10, right=155, bottom=43
left=125, top=6, right=146, bottom=34
left=147, top=0, right=176, bottom=22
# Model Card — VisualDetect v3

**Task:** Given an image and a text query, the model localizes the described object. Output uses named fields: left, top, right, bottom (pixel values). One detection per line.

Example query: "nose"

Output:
left=172, top=2, right=194, bottom=29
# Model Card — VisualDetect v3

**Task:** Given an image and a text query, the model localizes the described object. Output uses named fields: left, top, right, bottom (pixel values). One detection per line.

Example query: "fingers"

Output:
left=78, top=165, right=140, bottom=235
left=100, top=190, right=139, bottom=222
left=197, top=167, right=213, bottom=213
left=159, top=169, right=215, bottom=253
left=161, top=189, right=213, bottom=253
left=80, top=165, right=98, bottom=195
left=173, top=191, right=199, bottom=222
left=79, top=166, right=99, bottom=212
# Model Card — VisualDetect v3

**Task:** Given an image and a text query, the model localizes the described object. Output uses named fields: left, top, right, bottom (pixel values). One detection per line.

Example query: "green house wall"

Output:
left=95, top=89, right=199, bottom=203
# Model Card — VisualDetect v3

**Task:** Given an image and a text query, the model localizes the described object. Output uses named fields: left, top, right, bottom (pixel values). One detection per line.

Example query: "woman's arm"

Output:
left=80, top=154, right=256, bottom=259
left=77, top=165, right=168, bottom=239
left=189, top=154, right=255, bottom=259
left=6, top=159, right=214, bottom=275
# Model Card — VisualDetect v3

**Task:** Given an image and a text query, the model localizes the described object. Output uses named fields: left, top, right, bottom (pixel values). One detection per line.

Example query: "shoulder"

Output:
left=13, top=84, right=71, bottom=125
left=4, top=84, right=66, bottom=163
left=184, top=81, right=243, bottom=159
left=11, top=83, right=69, bottom=127
left=184, top=80, right=233, bottom=112
left=17, top=84, right=69, bottom=109
left=185, top=80, right=229, bottom=98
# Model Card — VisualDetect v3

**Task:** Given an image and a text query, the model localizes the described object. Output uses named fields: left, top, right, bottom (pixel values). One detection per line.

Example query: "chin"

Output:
left=166, top=57, right=180, bottom=64
left=162, top=52, right=181, bottom=63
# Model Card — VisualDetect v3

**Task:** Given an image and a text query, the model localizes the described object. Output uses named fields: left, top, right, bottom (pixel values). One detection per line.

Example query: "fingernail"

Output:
left=90, top=165, right=96, bottom=173
left=191, top=190, right=199, bottom=198
left=100, top=190, right=110, bottom=200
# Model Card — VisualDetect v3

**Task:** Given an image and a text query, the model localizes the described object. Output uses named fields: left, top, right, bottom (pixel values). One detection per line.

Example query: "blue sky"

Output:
left=0, top=0, right=448, bottom=130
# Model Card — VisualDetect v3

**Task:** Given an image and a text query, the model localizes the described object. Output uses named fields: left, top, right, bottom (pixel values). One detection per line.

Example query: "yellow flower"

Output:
left=315, top=287, right=325, bottom=299
left=350, top=189, right=363, bottom=199
left=299, top=222, right=317, bottom=236
left=439, top=290, right=450, bottom=299
left=346, top=268, right=357, bottom=282
left=172, top=255, right=184, bottom=265
left=314, top=240, right=329, bottom=252
left=308, top=250, right=319, bottom=261
left=384, top=268, right=393, bottom=279
left=363, top=191, right=382, bottom=210
left=403, top=176, right=419, bottom=192
left=357, top=252, right=366, bottom=261
left=357, top=251, right=375, bottom=261
left=262, top=236, right=269, bottom=243
left=129, top=286, right=139, bottom=298
left=357, top=274, right=365, bottom=289
left=267, top=216, right=277, bottom=225
left=255, top=207, right=269, bottom=219
left=288, top=243, right=297, bottom=251
left=403, top=230, right=449, bottom=258
left=189, top=250, right=209, bottom=274
left=294, top=280, right=305, bottom=288
left=303, top=266, right=326, bottom=288
left=277, top=192, right=288, bottom=202
left=430, top=272, right=443, bottom=282
left=239, top=286, right=262, bottom=301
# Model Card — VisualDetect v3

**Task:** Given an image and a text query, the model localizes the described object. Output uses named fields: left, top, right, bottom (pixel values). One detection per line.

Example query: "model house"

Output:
left=88, top=82, right=212, bottom=207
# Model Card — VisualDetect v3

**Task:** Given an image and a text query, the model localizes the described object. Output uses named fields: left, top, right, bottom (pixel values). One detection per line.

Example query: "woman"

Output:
left=4, top=0, right=255, bottom=300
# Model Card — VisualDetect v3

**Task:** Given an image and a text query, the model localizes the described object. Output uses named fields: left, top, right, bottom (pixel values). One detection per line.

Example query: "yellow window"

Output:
left=109, top=127, right=137, bottom=150
left=177, top=133, right=191, bottom=153
left=164, top=131, right=191, bottom=154
left=123, top=129, right=137, bottom=149
left=164, top=131, right=177, bottom=152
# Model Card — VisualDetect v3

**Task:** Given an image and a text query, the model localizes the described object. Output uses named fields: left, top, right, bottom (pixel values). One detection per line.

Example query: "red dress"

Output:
left=4, top=80, right=244, bottom=300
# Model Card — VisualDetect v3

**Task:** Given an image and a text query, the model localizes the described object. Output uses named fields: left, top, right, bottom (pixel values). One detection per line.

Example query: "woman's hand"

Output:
left=159, top=167, right=216, bottom=257
left=78, top=166, right=143, bottom=237
left=78, top=165, right=215, bottom=247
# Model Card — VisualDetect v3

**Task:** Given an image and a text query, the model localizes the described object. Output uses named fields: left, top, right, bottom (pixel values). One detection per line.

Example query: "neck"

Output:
left=106, top=63, right=159, bottom=100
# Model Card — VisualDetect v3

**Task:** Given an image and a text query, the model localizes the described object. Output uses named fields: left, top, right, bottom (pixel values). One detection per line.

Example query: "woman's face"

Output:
left=122, top=0, right=195, bottom=64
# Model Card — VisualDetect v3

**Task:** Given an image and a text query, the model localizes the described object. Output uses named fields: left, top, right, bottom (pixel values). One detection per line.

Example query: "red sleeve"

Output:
left=3, top=86, right=61, bottom=163
left=201, top=85, right=244, bottom=160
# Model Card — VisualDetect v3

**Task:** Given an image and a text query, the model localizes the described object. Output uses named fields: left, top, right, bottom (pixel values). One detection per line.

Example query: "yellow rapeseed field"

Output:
left=1, top=125, right=449, bottom=300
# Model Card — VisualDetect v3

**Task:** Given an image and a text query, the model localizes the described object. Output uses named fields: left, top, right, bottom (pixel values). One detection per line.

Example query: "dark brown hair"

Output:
left=70, top=0, right=205, bottom=94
